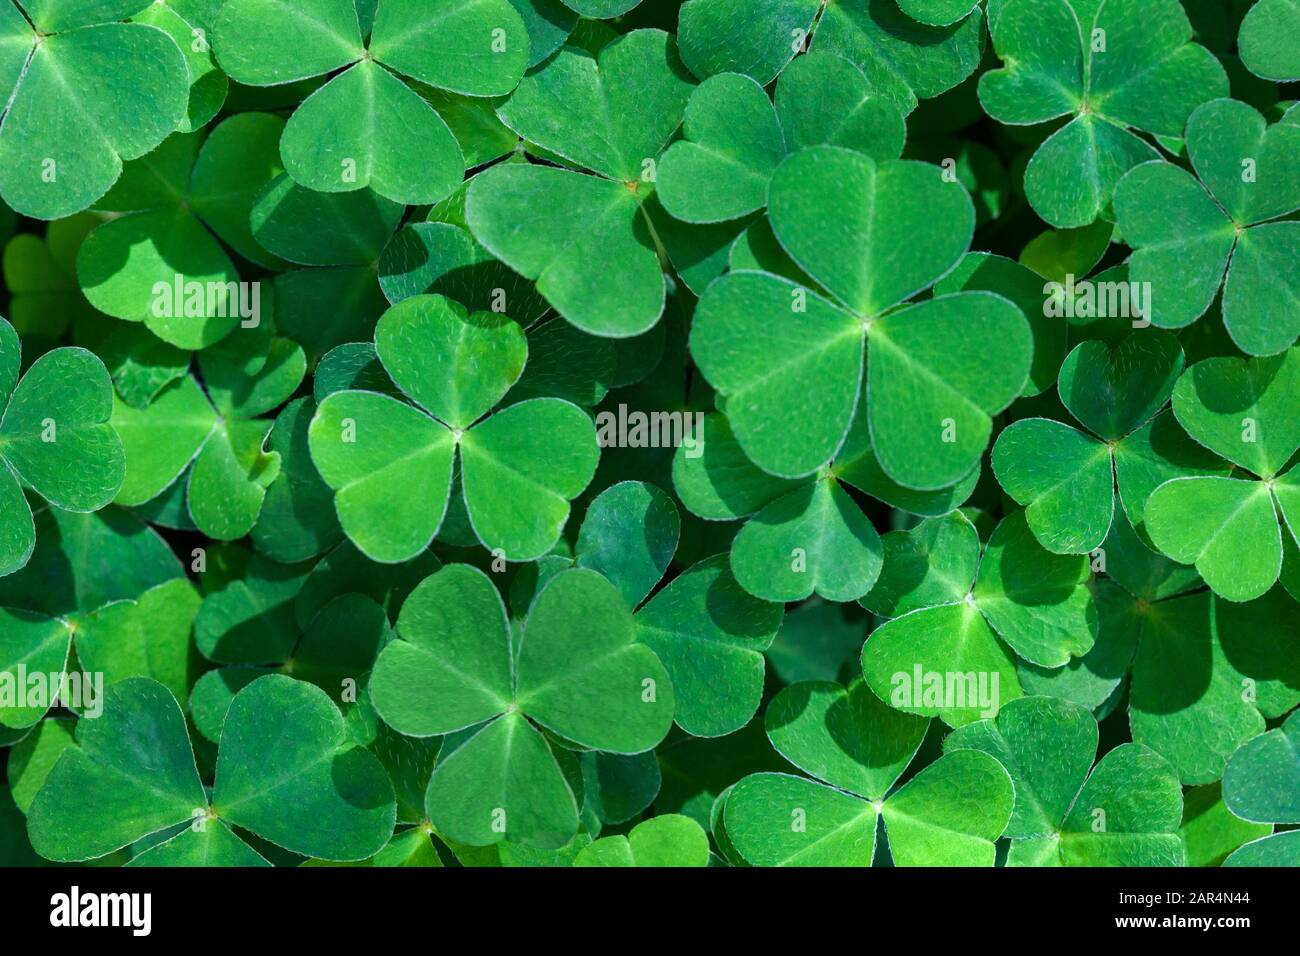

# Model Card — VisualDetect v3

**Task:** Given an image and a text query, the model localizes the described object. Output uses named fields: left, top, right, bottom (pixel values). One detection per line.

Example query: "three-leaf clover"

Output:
left=309, top=294, right=599, bottom=563
left=991, top=330, right=1189, bottom=554
left=368, top=564, right=674, bottom=848
left=1145, top=349, right=1300, bottom=602
left=861, top=509, right=1099, bottom=712
left=1113, top=98, right=1300, bottom=356
left=692, top=145, right=1032, bottom=488
left=0, top=1, right=189, bottom=219
left=27, top=675, right=396, bottom=863
left=466, top=29, right=695, bottom=337
left=723, top=680, right=1014, bottom=866
left=213, top=0, right=530, bottom=204
left=945, top=695, right=1186, bottom=865
left=980, top=0, right=1227, bottom=227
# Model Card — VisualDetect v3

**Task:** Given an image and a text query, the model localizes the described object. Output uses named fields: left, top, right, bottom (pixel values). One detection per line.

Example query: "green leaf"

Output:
left=973, top=510, right=1098, bottom=667
left=1172, top=350, right=1300, bottom=480
left=376, top=295, right=526, bottom=430
left=1058, top=333, right=1185, bottom=441
left=879, top=749, right=1013, bottom=866
left=944, top=695, right=1098, bottom=840
left=765, top=680, right=928, bottom=800
left=773, top=52, right=906, bottom=160
left=576, top=481, right=679, bottom=607
left=1239, top=0, right=1300, bottom=81
left=111, top=375, right=216, bottom=507
left=634, top=554, right=781, bottom=737
left=980, top=0, right=1226, bottom=227
left=678, top=0, right=820, bottom=86
left=309, top=390, right=457, bottom=563
left=459, top=398, right=600, bottom=560
left=515, top=569, right=673, bottom=752
left=466, top=164, right=665, bottom=339
left=862, top=601, right=1023, bottom=727
left=1145, top=477, right=1281, bottom=602
left=0, top=347, right=125, bottom=512
left=251, top=175, right=404, bottom=267
left=1222, top=710, right=1300, bottom=824
left=0, top=608, right=72, bottom=728
left=730, top=478, right=883, bottom=602
left=657, top=73, right=786, bottom=224
left=280, top=60, right=464, bottom=205
left=1058, top=744, right=1185, bottom=866
left=992, top=418, right=1114, bottom=554
left=814, top=0, right=985, bottom=114
left=860, top=511, right=981, bottom=617
left=213, top=674, right=396, bottom=860
left=0, top=21, right=189, bottom=219
left=27, top=678, right=205, bottom=862
left=575, top=814, right=709, bottom=866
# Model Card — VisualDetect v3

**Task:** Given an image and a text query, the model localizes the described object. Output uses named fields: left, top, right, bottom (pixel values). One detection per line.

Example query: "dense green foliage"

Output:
left=0, top=0, right=1297, bottom=868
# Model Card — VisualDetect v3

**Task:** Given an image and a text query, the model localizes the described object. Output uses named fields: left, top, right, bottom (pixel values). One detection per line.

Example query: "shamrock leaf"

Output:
left=27, top=675, right=396, bottom=862
left=861, top=509, right=1099, bottom=723
left=1145, top=350, right=1300, bottom=601
left=657, top=56, right=906, bottom=225
left=1238, top=0, right=1300, bottom=81
left=466, top=29, right=695, bottom=337
left=1128, top=590, right=1300, bottom=785
left=677, top=0, right=821, bottom=85
left=813, top=0, right=986, bottom=115
left=214, top=0, right=531, bottom=204
left=0, top=329, right=125, bottom=576
left=310, top=294, right=599, bottom=562
left=992, top=330, right=1186, bottom=554
left=574, top=813, right=710, bottom=866
left=946, top=696, right=1186, bottom=866
left=1113, top=99, right=1300, bottom=355
left=1221, top=710, right=1300, bottom=863
left=0, top=6, right=188, bottom=219
left=693, top=146, right=1031, bottom=486
left=723, top=680, right=1014, bottom=865
left=980, top=0, right=1227, bottom=227
left=369, top=565, right=673, bottom=848
left=76, top=122, right=285, bottom=349
left=677, top=407, right=984, bottom=603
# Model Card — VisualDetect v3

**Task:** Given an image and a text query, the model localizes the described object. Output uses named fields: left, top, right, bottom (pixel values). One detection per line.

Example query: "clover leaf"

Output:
left=0, top=4, right=189, bottom=219
left=1220, top=711, right=1300, bottom=865
left=657, top=56, right=906, bottom=224
left=1145, top=349, right=1300, bottom=601
left=723, top=680, right=1014, bottom=865
left=214, top=0, right=531, bottom=204
left=861, top=509, right=1098, bottom=720
left=368, top=564, right=673, bottom=848
left=677, top=0, right=821, bottom=85
left=466, top=29, right=695, bottom=337
left=946, top=696, right=1186, bottom=865
left=1238, top=0, right=1300, bottom=81
left=0, top=322, right=125, bottom=576
left=27, top=674, right=396, bottom=862
left=991, top=330, right=1188, bottom=554
left=693, top=146, right=1031, bottom=486
left=980, top=0, right=1227, bottom=227
left=813, top=0, right=986, bottom=115
left=574, top=813, right=710, bottom=866
left=310, top=294, right=599, bottom=562
left=1113, top=99, right=1300, bottom=355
